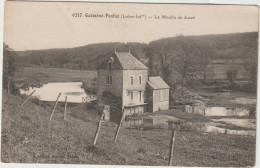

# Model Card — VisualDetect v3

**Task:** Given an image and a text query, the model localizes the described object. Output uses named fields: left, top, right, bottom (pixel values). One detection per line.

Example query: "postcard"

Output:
left=2, top=1, right=258, bottom=167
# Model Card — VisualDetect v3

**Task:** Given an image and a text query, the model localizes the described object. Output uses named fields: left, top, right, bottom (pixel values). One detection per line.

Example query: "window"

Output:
left=130, top=76, right=134, bottom=85
left=139, top=75, right=142, bottom=85
left=139, top=91, right=142, bottom=102
left=107, top=75, right=113, bottom=85
left=130, top=91, right=133, bottom=100
left=108, top=63, right=112, bottom=70
left=110, top=76, right=113, bottom=85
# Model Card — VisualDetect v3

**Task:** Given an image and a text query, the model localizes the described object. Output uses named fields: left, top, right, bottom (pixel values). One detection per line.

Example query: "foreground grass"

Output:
left=1, top=92, right=256, bottom=166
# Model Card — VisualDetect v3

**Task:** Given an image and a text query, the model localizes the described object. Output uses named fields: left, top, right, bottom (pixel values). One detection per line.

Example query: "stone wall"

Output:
left=122, top=70, right=148, bottom=106
left=97, top=70, right=123, bottom=97
left=153, top=100, right=169, bottom=112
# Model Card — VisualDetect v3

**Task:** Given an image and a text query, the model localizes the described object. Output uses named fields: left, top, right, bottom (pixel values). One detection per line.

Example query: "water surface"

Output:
left=184, top=105, right=251, bottom=116
left=123, top=114, right=255, bottom=136
left=19, top=82, right=96, bottom=103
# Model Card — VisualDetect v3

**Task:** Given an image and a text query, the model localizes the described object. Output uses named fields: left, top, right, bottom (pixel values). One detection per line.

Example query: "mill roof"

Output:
left=97, top=51, right=148, bottom=70
left=147, top=76, right=170, bottom=89
left=115, top=52, right=148, bottom=70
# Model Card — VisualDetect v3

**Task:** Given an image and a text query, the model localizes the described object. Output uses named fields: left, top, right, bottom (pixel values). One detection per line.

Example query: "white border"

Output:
left=0, top=0, right=259, bottom=168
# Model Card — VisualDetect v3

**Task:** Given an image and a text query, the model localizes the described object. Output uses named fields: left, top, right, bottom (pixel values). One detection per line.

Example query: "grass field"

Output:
left=1, top=92, right=256, bottom=166
left=14, top=66, right=97, bottom=87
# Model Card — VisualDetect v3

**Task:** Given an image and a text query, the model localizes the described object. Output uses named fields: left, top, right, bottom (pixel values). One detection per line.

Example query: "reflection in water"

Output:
left=64, top=92, right=85, bottom=96
left=123, top=115, right=180, bottom=130
left=212, top=118, right=256, bottom=129
left=19, top=82, right=97, bottom=103
left=123, top=115, right=255, bottom=136
left=184, top=105, right=251, bottom=116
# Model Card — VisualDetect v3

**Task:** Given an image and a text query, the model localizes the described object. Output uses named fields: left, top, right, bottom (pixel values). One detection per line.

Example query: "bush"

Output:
left=81, top=81, right=97, bottom=94
left=101, top=91, right=122, bottom=123
left=86, top=99, right=99, bottom=110
left=9, top=80, right=20, bottom=95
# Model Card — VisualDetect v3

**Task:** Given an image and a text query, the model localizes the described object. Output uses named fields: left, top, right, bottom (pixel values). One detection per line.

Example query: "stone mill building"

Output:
left=97, top=50, right=170, bottom=115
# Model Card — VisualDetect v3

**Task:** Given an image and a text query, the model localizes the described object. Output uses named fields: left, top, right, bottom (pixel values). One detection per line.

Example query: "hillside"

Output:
left=1, top=92, right=256, bottom=166
left=146, top=32, right=258, bottom=87
left=15, top=32, right=258, bottom=84
left=16, top=42, right=149, bottom=70
left=150, top=32, right=258, bottom=59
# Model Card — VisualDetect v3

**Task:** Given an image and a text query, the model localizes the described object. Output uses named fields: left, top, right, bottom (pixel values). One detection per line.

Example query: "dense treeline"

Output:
left=145, top=32, right=258, bottom=101
left=16, top=32, right=257, bottom=70
left=147, top=32, right=258, bottom=85
left=13, top=32, right=258, bottom=92
left=16, top=42, right=148, bottom=70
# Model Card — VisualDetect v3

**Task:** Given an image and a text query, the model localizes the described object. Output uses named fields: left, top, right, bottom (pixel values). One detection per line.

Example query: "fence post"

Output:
left=64, top=96, right=67, bottom=120
left=114, top=108, right=125, bottom=142
left=93, top=111, right=104, bottom=145
left=49, top=93, right=61, bottom=121
left=21, top=90, right=36, bottom=107
left=168, top=130, right=176, bottom=166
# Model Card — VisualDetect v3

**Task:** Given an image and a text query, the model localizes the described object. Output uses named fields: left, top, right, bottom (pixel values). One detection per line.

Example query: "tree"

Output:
left=242, top=43, right=258, bottom=85
left=3, top=43, right=17, bottom=93
left=148, top=39, right=178, bottom=85
left=173, top=35, right=202, bottom=95
left=197, top=42, right=216, bottom=83
left=39, top=56, right=45, bottom=67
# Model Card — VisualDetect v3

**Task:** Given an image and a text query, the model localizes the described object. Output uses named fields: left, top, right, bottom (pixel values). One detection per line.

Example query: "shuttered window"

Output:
left=130, top=76, right=134, bottom=85
left=131, top=91, right=133, bottom=100
left=107, top=75, right=113, bottom=85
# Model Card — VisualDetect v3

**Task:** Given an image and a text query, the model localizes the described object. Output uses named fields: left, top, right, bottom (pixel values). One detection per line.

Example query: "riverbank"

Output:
left=189, top=84, right=257, bottom=109
left=1, top=92, right=256, bottom=166
left=156, top=110, right=256, bottom=133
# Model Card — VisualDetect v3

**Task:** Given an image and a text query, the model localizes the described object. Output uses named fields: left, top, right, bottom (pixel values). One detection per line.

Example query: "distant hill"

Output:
left=150, top=32, right=258, bottom=59
left=16, top=42, right=149, bottom=70
left=146, top=32, right=258, bottom=83
left=15, top=32, right=258, bottom=82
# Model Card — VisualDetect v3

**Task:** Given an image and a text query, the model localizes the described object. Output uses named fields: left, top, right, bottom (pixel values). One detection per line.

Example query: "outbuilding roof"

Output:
left=115, top=52, right=148, bottom=70
left=147, top=76, right=170, bottom=89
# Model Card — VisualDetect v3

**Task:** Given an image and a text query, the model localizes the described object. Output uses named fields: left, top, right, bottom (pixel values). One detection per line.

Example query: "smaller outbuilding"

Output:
left=146, top=76, right=170, bottom=112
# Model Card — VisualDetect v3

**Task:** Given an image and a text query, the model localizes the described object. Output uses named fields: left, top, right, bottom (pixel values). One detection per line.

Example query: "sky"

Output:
left=4, top=1, right=259, bottom=51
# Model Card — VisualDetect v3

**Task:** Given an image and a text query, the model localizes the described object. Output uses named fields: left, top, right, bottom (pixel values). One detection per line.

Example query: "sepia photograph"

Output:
left=1, top=1, right=259, bottom=167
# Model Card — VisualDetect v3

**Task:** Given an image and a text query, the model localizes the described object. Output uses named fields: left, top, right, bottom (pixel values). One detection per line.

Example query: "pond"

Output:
left=123, top=115, right=180, bottom=130
left=184, top=105, right=253, bottom=117
left=19, top=82, right=97, bottom=103
left=123, top=114, right=256, bottom=136
left=212, top=118, right=256, bottom=129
